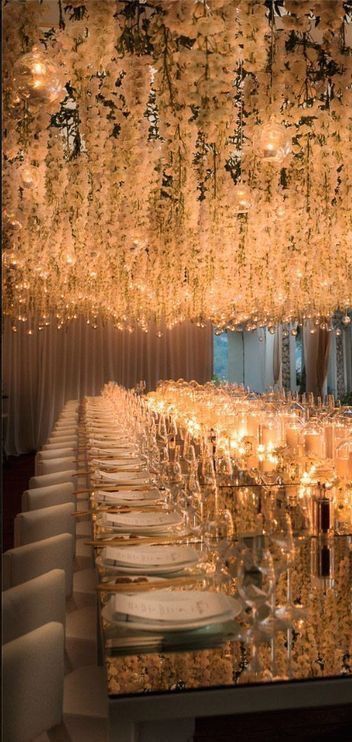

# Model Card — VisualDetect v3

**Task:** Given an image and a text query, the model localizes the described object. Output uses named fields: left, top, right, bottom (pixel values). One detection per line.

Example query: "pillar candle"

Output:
left=286, top=426, right=301, bottom=449
left=305, top=432, right=324, bottom=457
left=336, top=457, right=350, bottom=479
left=324, top=425, right=335, bottom=459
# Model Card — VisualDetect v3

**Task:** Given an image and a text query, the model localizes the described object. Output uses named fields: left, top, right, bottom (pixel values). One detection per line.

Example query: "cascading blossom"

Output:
left=2, top=0, right=352, bottom=333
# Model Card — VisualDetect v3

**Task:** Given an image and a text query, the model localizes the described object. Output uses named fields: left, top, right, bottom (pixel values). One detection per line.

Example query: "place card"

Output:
left=95, top=470, right=149, bottom=483
left=113, top=591, right=233, bottom=623
left=104, top=511, right=183, bottom=528
left=96, top=488, right=161, bottom=501
left=105, top=544, right=197, bottom=566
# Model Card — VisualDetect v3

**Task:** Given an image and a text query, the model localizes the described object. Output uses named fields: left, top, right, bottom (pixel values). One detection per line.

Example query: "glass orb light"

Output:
left=254, top=119, right=292, bottom=164
left=3, top=209, right=23, bottom=232
left=20, top=165, right=35, bottom=188
left=275, top=203, right=286, bottom=219
left=233, top=183, right=252, bottom=214
left=13, top=47, right=63, bottom=107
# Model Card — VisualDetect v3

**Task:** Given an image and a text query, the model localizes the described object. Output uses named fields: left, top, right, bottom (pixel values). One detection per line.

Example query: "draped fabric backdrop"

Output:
left=303, top=321, right=331, bottom=396
left=3, top=317, right=213, bottom=455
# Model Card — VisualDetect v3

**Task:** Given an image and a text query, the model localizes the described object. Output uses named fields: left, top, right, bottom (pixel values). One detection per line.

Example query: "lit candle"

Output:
left=324, top=424, right=335, bottom=459
left=305, top=432, right=324, bottom=457
left=335, top=456, right=350, bottom=479
left=262, top=425, right=281, bottom=447
left=286, top=426, right=301, bottom=449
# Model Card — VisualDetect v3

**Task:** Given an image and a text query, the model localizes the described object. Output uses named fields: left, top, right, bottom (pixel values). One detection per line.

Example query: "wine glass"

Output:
left=269, top=507, right=305, bottom=624
left=202, top=506, right=234, bottom=591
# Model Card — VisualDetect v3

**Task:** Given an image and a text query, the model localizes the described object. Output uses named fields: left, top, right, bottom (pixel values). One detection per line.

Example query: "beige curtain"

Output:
left=303, top=320, right=331, bottom=396
left=2, top=317, right=213, bottom=454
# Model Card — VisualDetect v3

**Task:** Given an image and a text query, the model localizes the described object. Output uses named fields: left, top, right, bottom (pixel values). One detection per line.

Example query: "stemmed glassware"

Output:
left=268, top=504, right=305, bottom=625
left=202, top=502, right=234, bottom=591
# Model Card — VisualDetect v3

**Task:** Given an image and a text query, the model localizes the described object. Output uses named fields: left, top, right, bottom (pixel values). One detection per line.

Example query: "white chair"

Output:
left=37, top=446, right=76, bottom=460
left=29, top=469, right=77, bottom=489
left=2, top=569, right=66, bottom=644
left=52, top=427, right=78, bottom=435
left=43, top=438, right=78, bottom=450
left=21, top=482, right=75, bottom=512
left=14, top=503, right=76, bottom=547
left=35, top=448, right=77, bottom=475
left=50, top=426, right=77, bottom=434
left=36, top=456, right=77, bottom=476
left=3, top=534, right=74, bottom=596
left=3, top=622, right=64, bottom=742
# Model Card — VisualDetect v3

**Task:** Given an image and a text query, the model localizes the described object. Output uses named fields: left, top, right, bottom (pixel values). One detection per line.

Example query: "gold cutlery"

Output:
left=97, top=576, right=206, bottom=593
left=86, top=534, right=193, bottom=548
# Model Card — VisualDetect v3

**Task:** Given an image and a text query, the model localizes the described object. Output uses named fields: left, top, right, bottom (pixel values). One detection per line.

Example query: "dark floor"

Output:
left=194, top=703, right=352, bottom=741
left=2, top=452, right=35, bottom=551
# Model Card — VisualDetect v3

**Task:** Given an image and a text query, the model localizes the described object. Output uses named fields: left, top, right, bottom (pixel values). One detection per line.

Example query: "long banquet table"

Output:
left=80, top=388, right=352, bottom=742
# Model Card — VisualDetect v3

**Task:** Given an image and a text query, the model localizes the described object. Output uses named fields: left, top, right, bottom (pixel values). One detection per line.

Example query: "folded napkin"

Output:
left=94, top=470, right=150, bottom=485
left=91, top=460, right=144, bottom=472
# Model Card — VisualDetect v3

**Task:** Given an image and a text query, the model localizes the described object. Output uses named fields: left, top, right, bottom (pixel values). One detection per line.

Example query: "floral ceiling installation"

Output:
left=2, top=0, right=352, bottom=332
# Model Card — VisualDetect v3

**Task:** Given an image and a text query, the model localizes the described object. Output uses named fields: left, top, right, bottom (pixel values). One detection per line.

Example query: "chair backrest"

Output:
left=14, top=503, right=75, bottom=547
left=43, top=438, right=78, bottom=449
left=3, top=622, right=64, bottom=742
left=54, top=417, right=78, bottom=426
left=37, top=447, right=76, bottom=460
left=3, top=533, right=74, bottom=596
left=21, top=482, right=75, bottom=512
left=2, top=569, right=66, bottom=644
left=37, top=456, right=77, bottom=476
left=53, top=425, right=78, bottom=433
left=34, top=449, right=76, bottom=476
left=29, top=469, right=77, bottom=489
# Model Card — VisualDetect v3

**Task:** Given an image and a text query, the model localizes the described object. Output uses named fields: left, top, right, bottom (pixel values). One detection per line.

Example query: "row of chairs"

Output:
left=2, top=400, right=108, bottom=742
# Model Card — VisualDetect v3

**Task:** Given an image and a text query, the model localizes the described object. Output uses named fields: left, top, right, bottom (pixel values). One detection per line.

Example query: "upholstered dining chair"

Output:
left=21, top=482, right=75, bottom=511
left=14, top=502, right=76, bottom=547
left=36, top=455, right=77, bottom=476
left=29, top=469, right=77, bottom=489
left=3, top=534, right=74, bottom=596
left=43, top=437, right=78, bottom=449
left=35, top=448, right=77, bottom=475
left=2, top=569, right=66, bottom=644
left=36, top=446, right=76, bottom=460
left=3, top=622, right=65, bottom=742
left=52, top=426, right=78, bottom=435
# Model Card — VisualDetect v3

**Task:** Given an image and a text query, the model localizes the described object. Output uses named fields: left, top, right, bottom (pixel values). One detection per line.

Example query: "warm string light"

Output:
left=2, top=0, right=352, bottom=330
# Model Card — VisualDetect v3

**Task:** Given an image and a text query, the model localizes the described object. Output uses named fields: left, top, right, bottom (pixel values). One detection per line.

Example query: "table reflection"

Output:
left=102, top=535, right=351, bottom=696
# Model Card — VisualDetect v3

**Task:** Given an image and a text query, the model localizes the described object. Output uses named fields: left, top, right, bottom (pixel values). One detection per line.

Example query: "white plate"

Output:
left=96, top=560, right=194, bottom=575
left=101, top=544, right=199, bottom=574
left=90, top=447, right=138, bottom=456
left=102, top=511, right=184, bottom=532
left=102, top=606, right=237, bottom=632
left=92, top=461, right=144, bottom=472
left=103, top=543, right=199, bottom=568
left=95, top=489, right=162, bottom=504
left=102, top=591, right=241, bottom=632
left=94, top=471, right=151, bottom=486
left=89, top=433, right=136, bottom=450
left=92, top=458, right=141, bottom=467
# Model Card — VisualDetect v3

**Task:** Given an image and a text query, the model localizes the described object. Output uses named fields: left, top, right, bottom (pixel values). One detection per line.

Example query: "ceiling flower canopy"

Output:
left=2, top=0, right=352, bottom=332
